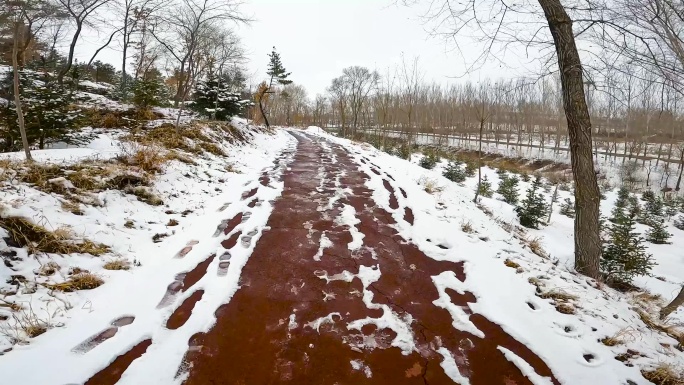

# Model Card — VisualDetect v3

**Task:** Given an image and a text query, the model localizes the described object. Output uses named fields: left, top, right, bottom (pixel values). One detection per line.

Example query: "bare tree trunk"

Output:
left=547, top=183, right=559, bottom=224
left=259, top=97, right=270, bottom=128
left=538, top=0, right=602, bottom=279
left=660, top=286, right=684, bottom=320
left=473, top=117, right=484, bottom=203
left=12, top=22, right=32, bottom=162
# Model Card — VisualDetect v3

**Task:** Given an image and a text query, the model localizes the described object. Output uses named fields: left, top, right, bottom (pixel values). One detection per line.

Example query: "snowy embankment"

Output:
left=305, top=126, right=684, bottom=385
left=0, top=116, right=296, bottom=384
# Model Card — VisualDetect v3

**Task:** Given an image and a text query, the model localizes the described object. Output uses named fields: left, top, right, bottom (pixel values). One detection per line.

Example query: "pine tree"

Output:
left=615, top=186, right=630, bottom=209
left=497, top=174, right=520, bottom=205
left=646, top=216, right=672, bottom=244
left=465, top=161, right=477, bottom=177
left=419, top=151, right=439, bottom=169
left=664, top=197, right=679, bottom=219
left=642, top=190, right=656, bottom=202
left=191, top=71, right=252, bottom=120
left=132, top=69, right=169, bottom=112
left=601, top=205, right=655, bottom=285
left=443, top=161, right=466, bottom=183
left=0, top=70, right=86, bottom=150
left=520, top=172, right=531, bottom=182
left=515, top=175, right=548, bottom=229
left=674, top=215, right=684, bottom=231
left=560, top=198, right=575, bottom=218
left=257, top=47, right=292, bottom=128
left=477, top=175, right=493, bottom=198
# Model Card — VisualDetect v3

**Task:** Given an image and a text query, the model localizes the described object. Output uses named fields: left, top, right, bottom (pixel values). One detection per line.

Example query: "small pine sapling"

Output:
left=674, top=215, right=684, bottom=231
left=515, top=175, right=548, bottom=229
left=646, top=216, right=672, bottom=244
left=477, top=175, right=493, bottom=198
left=615, top=186, right=630, bottom=209
left=465, top=161, right=477, bottom=177
left=497, top=174, right=520, bottom=205
left=419, top=152, right=439, bottom=170
left=560, top=198, right=575, bottom=218
left=641, top=190, right=656, bottom=202
left=601, top=205, right=655, bottom=285
left=443, top=161, right=466, bottom=183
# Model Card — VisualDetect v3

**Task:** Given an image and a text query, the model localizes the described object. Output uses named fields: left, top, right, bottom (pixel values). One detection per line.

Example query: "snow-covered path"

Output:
left=175, top=131, right=559, bottom=385
left=1, top=129, right=660, bottom=385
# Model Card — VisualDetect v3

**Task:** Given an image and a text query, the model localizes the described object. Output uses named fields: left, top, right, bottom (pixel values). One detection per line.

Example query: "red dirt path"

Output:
left=178, top=132, right=560, bottom=384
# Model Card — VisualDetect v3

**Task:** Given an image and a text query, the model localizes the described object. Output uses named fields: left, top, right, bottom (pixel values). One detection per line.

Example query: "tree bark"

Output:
left=538, top=0, right=602, bottom=279
left=12, top=22, right=32, bottom=162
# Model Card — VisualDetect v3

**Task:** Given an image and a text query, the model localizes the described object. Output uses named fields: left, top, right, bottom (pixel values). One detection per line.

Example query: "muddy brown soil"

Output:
left=180, top=132, right=560, bottom=385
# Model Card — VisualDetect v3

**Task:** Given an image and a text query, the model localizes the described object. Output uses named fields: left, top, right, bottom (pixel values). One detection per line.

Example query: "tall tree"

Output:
left=257, top=47, right=292, bottom=128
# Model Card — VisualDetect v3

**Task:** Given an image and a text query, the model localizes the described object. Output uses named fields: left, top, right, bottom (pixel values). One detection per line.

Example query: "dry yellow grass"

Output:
left=460, top=220, right=475, bottom=233
left=103, top=259, right=131, bottom=271
left=504, top=259, right=521, bottom=269
left=46, top=272, right=104, bottom=292
left=0, top=217, right=110, bottom=256
left=642, top=364, right=684, bottom=385
left=539, top=289, right=578, bottom=301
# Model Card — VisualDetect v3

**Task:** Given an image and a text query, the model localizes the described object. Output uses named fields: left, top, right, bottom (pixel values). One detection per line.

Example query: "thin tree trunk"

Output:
left=57, top=23, right=83, bottom=86
left=538, top=0, right=601, bottom=279
left=473, top=117, right=484, bottom=203
left=660, top=286, right=684, bottom=320
left=12, top=22, right=32, bottom=162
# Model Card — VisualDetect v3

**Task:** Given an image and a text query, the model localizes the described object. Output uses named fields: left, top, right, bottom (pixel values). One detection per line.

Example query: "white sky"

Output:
left=74, top=0, right=544, bottom=98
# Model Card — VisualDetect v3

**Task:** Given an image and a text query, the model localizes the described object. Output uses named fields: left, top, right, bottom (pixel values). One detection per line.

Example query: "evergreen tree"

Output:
left=443, top=161, right=466, bottom=183
left=0, top=70, right=86, bottom=151
left=132, top=69, right=169, bottom=112
left=464, top=161, right=477, bottom=177
left=674, top=215, right=684, bottom=231
left=520, top=172, right=531, bottom=182
left=477, top=175, right=493, bottom=198
left=641, top=190, right=656, bottom=202
left=419, top=152, right=439, bottom=169
left=560, top=198, right=576, bottom=218
left=258, top=47, right=292, bottom=128
left=664, top=197, right=679, bottom=219
left=646, top=216, right=672, bottom=244
left=497, top=174, right=520, bottom=205
left=515, top=175, right=548, bottom=229
left=191, top=72, right=252, bottom=120
left=601, top=205, right=655, bottom=285
left=615, top=186, right=630, bottom=209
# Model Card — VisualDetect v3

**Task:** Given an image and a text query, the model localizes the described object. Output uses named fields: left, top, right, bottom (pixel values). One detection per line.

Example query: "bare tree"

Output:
left=151, top=0, right=248, bottom=128
left=55, top=0, right=113, bottom=85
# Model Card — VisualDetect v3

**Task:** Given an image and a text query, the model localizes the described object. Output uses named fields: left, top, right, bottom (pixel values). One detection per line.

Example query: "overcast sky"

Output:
left=75, top=0, right=544, bottom=98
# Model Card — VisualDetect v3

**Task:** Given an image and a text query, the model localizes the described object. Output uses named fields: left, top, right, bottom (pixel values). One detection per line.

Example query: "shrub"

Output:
left=520, top=172, right=531, bottom=182
left=443, top=161, right=466, bottom=183
left=602, top=205, right=655, bottom=284
left=515, top=175, right=548, bottom=229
